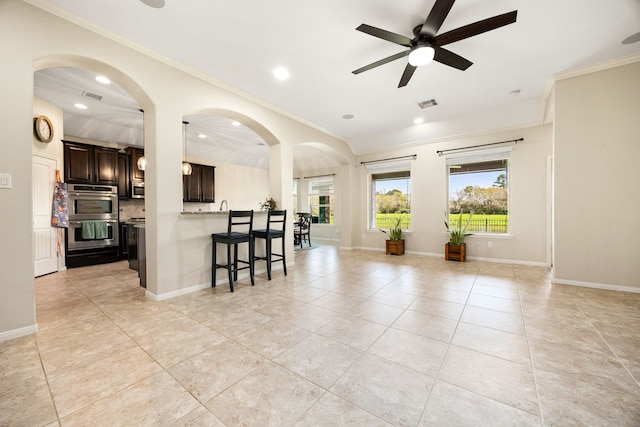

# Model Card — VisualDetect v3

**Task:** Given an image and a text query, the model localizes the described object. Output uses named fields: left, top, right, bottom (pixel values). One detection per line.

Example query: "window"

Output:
left=447, top=148, right=509, bottom=234
left=308, top=177, right=334, bottom=224
left=368, top=163, right=411, bottom=230
left=292, top=179, right=298, bottom=216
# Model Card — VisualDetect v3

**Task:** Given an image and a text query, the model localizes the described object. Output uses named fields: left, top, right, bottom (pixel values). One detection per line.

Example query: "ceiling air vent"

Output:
left=81, top=91, right=103, bottom=101
left=417, top=98, right=438, bottom=109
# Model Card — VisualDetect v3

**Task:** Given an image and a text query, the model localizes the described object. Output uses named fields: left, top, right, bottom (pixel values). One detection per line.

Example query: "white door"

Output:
left=33, top=155, right=59, bottom=277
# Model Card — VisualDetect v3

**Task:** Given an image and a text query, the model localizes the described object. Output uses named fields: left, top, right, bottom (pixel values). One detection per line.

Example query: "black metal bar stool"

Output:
left=211, top=210, right=254, bottom=292
left=253, top=209, right=287, bottom=280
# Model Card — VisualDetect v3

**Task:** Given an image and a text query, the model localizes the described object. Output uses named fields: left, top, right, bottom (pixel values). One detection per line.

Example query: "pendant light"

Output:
left=136, top=109, right=146, bottom=170
left=137, top=155, right=147, bottom=171
left=181, top=121, right=192, bottom=176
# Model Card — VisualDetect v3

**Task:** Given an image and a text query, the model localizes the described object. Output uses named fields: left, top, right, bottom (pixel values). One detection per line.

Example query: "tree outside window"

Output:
left=448, top=156, right=509, bottom=233
left=370, top=170, right=411, bottom=230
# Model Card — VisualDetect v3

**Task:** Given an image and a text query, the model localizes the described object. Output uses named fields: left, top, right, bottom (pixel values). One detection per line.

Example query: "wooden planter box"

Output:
left=445, top=243, right=466, bottom=262
left=386, top=239, right=405, bottom=256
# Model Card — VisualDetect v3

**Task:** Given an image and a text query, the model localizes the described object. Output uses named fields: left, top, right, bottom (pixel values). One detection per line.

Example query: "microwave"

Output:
left=131, top=180, right=145, bottom=199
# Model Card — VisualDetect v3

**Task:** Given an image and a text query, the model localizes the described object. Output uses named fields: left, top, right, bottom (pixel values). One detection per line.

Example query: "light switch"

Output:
left=0, top=173, right=12, bottom=189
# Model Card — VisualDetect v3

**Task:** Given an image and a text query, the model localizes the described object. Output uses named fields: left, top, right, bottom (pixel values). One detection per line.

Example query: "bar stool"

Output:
left=253, top=209, right=287, bottom=280
left=211, top=210, right=254, bottom=292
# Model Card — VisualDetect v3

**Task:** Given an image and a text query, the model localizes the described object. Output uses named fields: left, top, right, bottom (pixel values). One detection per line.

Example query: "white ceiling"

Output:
left=31, top=0, right=640, bottom=165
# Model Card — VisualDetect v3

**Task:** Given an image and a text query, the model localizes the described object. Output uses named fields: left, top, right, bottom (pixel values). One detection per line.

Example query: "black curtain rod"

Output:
left=436, top=138, right=523, bottom=156
left=302, top=173, right=336, bottom=179
left=360, top=154, right=417, bottom=165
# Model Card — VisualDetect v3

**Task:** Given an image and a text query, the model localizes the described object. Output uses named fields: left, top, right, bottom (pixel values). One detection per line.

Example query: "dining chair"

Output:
left=294, top=212, right=312, bottom=249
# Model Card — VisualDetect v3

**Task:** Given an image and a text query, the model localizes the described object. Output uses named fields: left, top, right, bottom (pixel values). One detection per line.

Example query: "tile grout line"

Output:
left=570, top=295, right=640, bottom=390
left=33, top=335, right=63, bottom=426
left=414, top=267, right=477, bottom=426
left=517, top=283, right=547, bottom=426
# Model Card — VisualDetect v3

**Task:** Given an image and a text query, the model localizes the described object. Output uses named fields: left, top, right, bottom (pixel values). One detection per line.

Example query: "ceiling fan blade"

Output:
left=398, top=64, right=417, bottom=88
left=352, top=50, right=410, bottom=75
left=356, top=24, right=413, bottom=47
left=433, top=47, right=472, bottom=70
left=420, top=0, right=455, bottom=38
left=435, top=10, right=517, bottom=47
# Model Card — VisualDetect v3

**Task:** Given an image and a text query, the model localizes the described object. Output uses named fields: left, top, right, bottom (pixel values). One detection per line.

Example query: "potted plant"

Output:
left=379, top=214, right=405, bottom=255
left=259, top=197, right=277, bottom=211
left=444, top=210, right=473, bottom=261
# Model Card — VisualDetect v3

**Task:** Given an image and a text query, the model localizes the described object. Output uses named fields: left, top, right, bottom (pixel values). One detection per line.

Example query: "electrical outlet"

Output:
left=0, top=173, right=12, bottom=189
left=487, top=241, right=493, bottom=248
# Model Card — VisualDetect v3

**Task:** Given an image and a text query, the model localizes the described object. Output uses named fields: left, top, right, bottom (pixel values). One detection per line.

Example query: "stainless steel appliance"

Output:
left=66, top=184, right=120, bottom=267
left=131, top=180, right=145, bottom=199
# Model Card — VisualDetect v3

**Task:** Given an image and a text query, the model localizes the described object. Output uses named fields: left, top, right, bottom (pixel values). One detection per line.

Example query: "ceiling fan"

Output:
left=352, top=0, right=517, bottom=87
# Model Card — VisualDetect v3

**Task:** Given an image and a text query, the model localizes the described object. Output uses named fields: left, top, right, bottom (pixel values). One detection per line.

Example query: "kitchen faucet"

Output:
left=219, top=200, right=228, bottom=211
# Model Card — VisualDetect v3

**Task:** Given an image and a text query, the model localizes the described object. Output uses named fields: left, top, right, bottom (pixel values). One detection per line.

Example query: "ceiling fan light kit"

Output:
left=139, top=0, right=165, bottom=8
left=408, top=44, right=435, bottom=67
left=353, top=0, right=517, bottom=87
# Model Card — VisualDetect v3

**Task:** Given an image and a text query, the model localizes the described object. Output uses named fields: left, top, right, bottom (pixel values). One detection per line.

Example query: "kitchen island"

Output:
left=142, top=210, right=284, bottom=300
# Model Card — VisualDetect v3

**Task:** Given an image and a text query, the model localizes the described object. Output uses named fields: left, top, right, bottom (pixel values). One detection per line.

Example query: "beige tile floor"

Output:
left=2, top=244, right=640, bottom=426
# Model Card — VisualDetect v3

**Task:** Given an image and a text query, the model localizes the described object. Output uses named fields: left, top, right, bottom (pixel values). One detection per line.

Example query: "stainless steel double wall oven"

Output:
left=66, top=184, right=120, bottom=267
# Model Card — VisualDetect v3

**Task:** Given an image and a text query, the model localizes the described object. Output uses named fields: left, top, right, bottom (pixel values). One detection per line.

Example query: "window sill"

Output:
left=465, top=233, right=514, bottom=240
left=368, top=229, right=413, bottom=236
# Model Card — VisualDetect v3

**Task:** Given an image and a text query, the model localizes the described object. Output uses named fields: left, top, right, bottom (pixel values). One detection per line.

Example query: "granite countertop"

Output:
left=122, top=219, right=146, bottom=225
left=180, top=210, right=268, bottom=215
left=181, top=211, right=229, bottom=215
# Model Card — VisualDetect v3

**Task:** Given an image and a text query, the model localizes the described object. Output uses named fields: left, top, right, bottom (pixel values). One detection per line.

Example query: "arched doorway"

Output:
left=32, top=57, right=151, bottom=276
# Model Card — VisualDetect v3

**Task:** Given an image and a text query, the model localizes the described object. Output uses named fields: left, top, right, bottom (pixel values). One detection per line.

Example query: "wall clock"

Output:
left=34, top=115, right=54, bottom=143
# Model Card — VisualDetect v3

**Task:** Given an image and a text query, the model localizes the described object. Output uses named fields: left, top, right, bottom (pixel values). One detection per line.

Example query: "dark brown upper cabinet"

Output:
left=117, top=153, right=130, bottom=199
left=183, top=163, right=215, bottom=203
left=63, top=141, right=118, bottom=186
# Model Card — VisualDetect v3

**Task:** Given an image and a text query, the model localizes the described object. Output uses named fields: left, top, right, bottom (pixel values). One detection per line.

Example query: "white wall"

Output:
left=553, top=60, right=640, bottom=290
left=354, top=125, right=553, bottom=265
left=33, top=97, right=64, bottom=162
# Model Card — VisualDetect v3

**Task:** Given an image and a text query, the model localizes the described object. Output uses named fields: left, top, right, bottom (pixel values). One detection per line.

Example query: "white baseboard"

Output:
left=146, top=283, right=210, bottom=301
left=466, top=256, right=548, bottom=267
left=0, top=324, right=38, bottom=342
left=146, top=264, right=290, bottom=301
left=351, top=247, right=549, bottom=267
left=552, top=277, right=640, bottom=294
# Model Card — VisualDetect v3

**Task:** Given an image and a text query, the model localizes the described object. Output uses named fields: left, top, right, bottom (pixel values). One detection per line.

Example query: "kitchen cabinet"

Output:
left=117, top=153, right=130, bottom=199
left=183, top=163, right=215, bottom=203
left=201, top=164, right=215, bottom=203
left=63, top=141, right=118, bottom=185
left=127, top=223, right=138, bottom=271
left=119, top=223, right=129, bottom=259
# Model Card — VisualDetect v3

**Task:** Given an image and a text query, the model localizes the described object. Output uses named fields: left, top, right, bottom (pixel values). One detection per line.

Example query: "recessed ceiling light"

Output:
left=273, top=67, right=290, bottom=81
left=95, top=75, right=111, bottom=85
left=231, top=121, right=241, bottom=127
left=414, top=118, right=424, bottom=125
left=342, top=114, right=354, bottom=120
left=139, top=0, right=165, bottom=8
left=74, top=103, right=88, bottom=110
left=198, top=133, right=207, bottom=139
